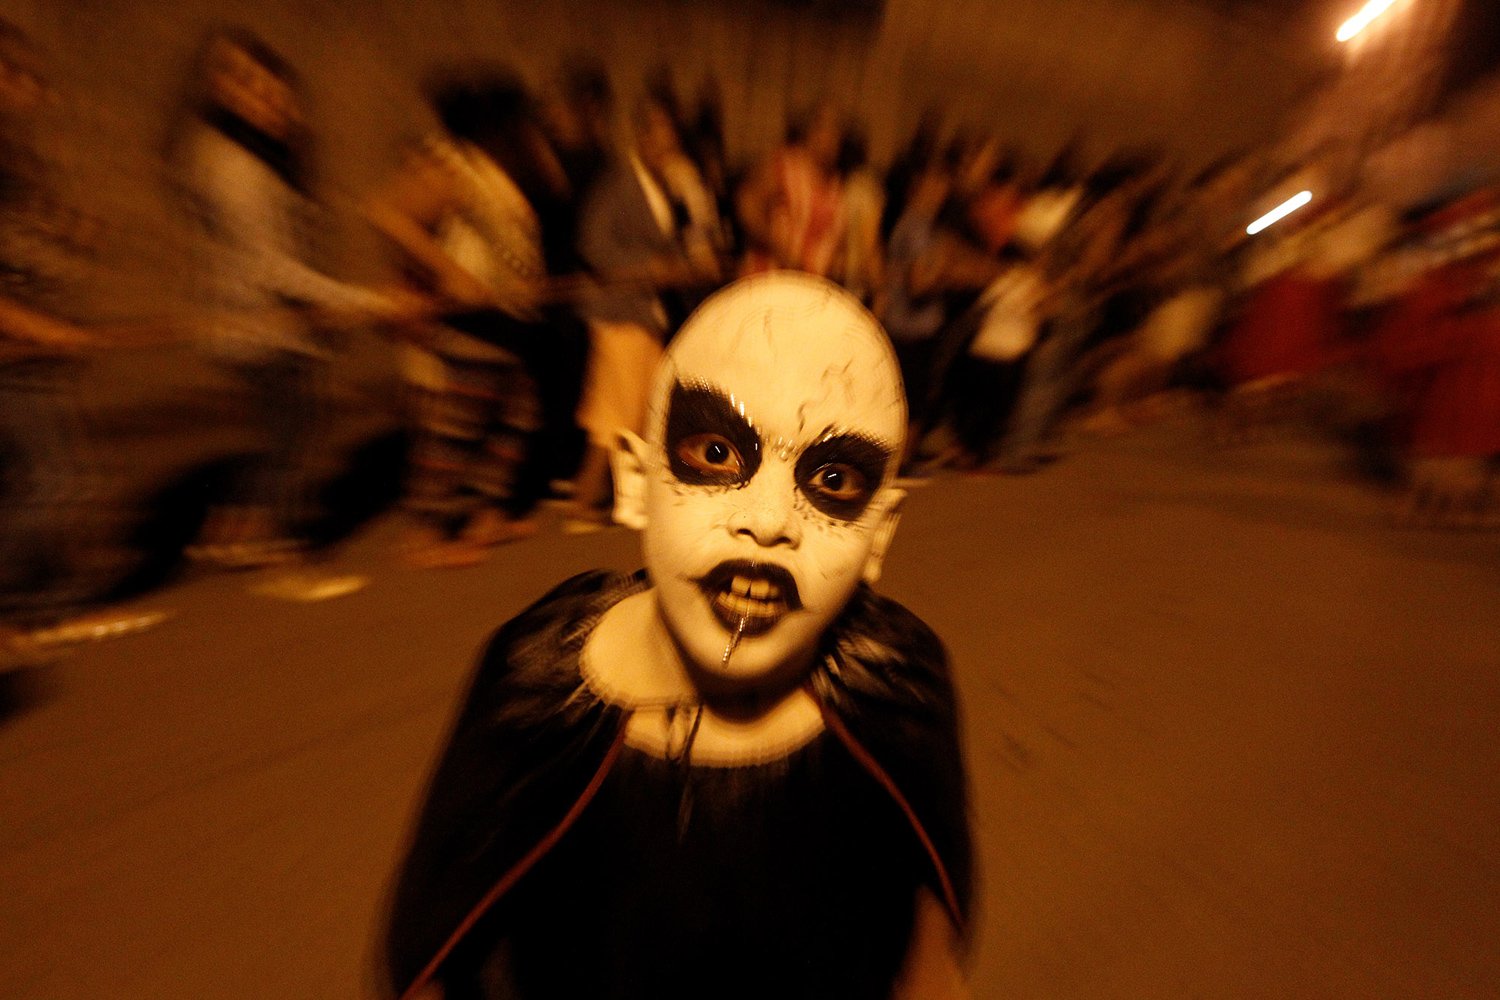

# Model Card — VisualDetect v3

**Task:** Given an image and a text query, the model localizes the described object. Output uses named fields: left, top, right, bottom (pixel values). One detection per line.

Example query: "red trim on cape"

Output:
left=814, top=693, right=967, bottom=934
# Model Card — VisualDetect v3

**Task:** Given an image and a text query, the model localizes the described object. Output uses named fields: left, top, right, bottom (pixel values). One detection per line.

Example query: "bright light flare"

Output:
left=1246, top=191, right=1313, bottom=235
left=1337, top=0, right=1399, bottom=42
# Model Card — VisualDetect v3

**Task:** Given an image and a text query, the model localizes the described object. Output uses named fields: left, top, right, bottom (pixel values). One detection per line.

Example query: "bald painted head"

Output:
left=614, top=273, right=908, bottom=686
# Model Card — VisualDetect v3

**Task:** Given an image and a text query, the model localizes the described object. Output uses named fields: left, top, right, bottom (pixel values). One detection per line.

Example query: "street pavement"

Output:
left=2, top=420, right=1497, bottom=999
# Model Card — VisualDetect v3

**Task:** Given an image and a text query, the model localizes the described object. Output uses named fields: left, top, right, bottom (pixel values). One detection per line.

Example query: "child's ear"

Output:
left=861, top=487, right=906, bottom=585
left=610, top=431, right=651, bottom=531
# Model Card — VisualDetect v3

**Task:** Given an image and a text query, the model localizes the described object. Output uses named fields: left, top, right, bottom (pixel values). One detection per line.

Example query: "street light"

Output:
left=1337, top=0, right=1400, bottom=42
left=1247, top=191, right=1313, bottom=236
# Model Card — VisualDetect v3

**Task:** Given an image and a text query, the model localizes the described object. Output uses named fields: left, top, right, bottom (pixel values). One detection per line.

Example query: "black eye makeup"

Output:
left=665, top=381, right=762, bottom=487
left=794, top=433, right=892, bottom=521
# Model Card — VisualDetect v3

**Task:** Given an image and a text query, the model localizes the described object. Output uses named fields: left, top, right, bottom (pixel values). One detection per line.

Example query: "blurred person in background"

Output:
left=1071, top=161, right=1250, bottom=434
left=1072, top=154, right=1180, bottom=363
left=945, top=252, right=1048, bottom=469
left=1374, top=191, right=1500, bottom=527
left=916, top=135, right=1006, bottom=355
left=992, top=154, right=1151, bottom=473
left=833, top=124, right=885, bottom=311
left=958, top=137, right=1025, bottom=258
left=643, top=62, right=687, bottom=137
left=537, top=55, right=613, bottom=275
left=907, top=134, right=1028, bottom=471
left=1076, top=245, right=1225, bottom=435
left=171, top=27, right=409, bottom=594
left=639, top=66, right=729, bottom=327
left=367, top=68, right=566, bottom=568
left=682, top=75, right=732, bottom=252
left=531, top=57, right=617, bottom=496
left=881, top=107, right=942, bottom=243
left=2, top=19, right=167, bottom=661
left=930, top=139, right=1055, bottom=470
left=1010, top=140, right=1084, bottom=257
left=567, top=95, right=722, bottom=531
left=1214, top=176, right=1356, bottom=443
left=736, top=104, right=845, bottom=277
left=881, top=152, right=953, bottom=471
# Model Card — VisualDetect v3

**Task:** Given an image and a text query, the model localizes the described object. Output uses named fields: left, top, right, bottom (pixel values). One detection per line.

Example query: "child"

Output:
left=383, top=273, right=973, bottom=1000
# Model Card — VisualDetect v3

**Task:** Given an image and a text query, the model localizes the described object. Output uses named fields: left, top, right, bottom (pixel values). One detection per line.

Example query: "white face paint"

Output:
left=617, top=273, right=907, bottom=688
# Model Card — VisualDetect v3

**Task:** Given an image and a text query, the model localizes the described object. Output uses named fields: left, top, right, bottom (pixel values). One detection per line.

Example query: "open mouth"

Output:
left=695, top=560, right=802, bottom=637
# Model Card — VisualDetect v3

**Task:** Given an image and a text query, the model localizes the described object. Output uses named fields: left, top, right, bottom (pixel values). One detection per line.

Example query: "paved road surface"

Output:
left=3, top=422, right=1497, bottom=999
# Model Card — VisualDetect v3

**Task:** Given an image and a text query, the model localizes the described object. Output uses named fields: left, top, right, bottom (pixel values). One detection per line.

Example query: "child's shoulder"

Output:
left=468, top=570, right=647, bottom=715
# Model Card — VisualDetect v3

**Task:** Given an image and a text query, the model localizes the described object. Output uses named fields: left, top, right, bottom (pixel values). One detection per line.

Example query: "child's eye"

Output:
left=676, top=433, right=744, bottom=477
left=806, top=463, right=867, bottom=503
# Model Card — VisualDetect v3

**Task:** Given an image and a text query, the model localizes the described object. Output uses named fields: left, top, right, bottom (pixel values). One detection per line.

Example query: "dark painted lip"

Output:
left=695, top=560, right=803, bottom=608
left=694, top=560, right=802, bottom=636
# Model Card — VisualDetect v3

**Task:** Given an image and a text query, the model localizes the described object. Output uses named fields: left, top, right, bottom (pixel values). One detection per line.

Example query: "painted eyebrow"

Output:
left=805, top=427, right=896, bottom=463
left=667, top=380, right=758, bottom=436
left=798, top=432, right=893, bottom=473
left=664, top=379, right=763, bottom=482
left=666, top=383, right=895, bottom=469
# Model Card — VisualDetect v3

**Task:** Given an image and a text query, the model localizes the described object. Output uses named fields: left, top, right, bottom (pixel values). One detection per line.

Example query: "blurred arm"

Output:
left=0, top=296, right=95, bottom=354
left=912, top=234, right=1003, bottom=296
left=363, top=150, right=492, bottom=308
left=200, top=145, right=388, bottom=317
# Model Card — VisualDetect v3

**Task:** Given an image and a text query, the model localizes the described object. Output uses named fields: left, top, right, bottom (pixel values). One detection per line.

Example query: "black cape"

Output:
left=383, top=570, right=972, bottom=999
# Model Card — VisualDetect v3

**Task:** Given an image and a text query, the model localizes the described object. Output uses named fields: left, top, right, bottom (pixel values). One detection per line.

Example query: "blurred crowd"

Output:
left=2, top=20, right=1498, bottom=656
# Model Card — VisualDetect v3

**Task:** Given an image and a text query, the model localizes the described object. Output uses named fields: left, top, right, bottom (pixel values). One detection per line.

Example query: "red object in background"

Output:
left=1374, top=263, right=1500, bottom=458
left=1220, top=271, right=1346, bottom=386
left=1416, top=189, right=1498, bottom=238
left=740, top=147, right=844, bottom=277
left=968, top=183, right=1023, bottom=256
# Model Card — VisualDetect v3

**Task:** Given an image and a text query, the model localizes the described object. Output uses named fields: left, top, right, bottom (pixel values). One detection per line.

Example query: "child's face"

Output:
left=633, top=277, right=907, bottom=688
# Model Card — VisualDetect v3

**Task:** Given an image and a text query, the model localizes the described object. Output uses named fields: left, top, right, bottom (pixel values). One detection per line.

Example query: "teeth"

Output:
left=725, top=574, right=781, bottom=603
left=716, top=590, right=782, bottom=619
left=720, top=593, right=755, bottom=617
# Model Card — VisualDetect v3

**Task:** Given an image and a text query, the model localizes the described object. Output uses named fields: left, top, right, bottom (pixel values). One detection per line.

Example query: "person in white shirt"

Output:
left=175, top=29, right=406, bottom=576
